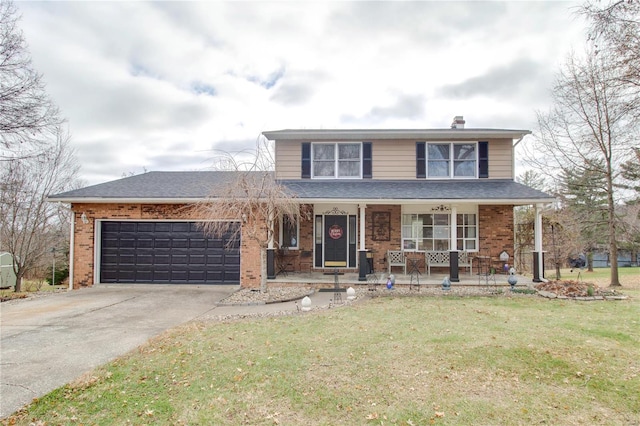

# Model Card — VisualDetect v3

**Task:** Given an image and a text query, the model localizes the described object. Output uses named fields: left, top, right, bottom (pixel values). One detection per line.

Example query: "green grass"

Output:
left=5, top=293, right=639, bottom=426
left=544, top=266, right=640, bottom=285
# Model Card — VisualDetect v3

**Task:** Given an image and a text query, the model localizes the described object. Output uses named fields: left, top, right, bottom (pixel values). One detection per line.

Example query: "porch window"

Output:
left=402, top=213, right=450, bottom=251
left=280, top=215, right=299, bottom=249
left=427, top=143, right=476, bottom=178
left=312, top=143, right=361, bottom=178
left=456, top=214, right=477, bottom=251
left=402, top=213, right=478, bottom=251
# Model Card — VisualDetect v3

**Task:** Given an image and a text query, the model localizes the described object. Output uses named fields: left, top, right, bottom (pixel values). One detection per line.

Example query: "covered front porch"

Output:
left=265, top=200, right=550, bottom=286
left=266, top=269, right=536, bottom=290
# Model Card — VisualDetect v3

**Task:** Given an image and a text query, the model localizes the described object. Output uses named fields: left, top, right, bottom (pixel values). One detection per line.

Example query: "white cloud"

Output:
left=17, top=1, right=585, bottom=185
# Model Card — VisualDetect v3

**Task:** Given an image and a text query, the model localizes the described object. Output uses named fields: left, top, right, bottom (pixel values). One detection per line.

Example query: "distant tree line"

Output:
left=0, top=0, right=79, bottom=292
left=522, top=0, right=640, bottom=286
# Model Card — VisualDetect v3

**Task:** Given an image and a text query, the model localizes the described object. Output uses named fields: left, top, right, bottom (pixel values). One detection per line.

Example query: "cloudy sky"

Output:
left=17, top=1, right=586, bottom=186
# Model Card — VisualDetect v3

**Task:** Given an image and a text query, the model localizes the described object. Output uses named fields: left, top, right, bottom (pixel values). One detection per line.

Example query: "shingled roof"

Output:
left=49, top=171, right=554, bottom=205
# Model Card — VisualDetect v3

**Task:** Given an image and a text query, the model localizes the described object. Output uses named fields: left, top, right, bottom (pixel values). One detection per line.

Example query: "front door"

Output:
left=324, top=215, right=348, bottom=267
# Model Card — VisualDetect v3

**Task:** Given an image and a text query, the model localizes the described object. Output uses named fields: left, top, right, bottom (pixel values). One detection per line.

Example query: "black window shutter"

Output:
left=363, top=142, right=372, bottom=178
left=301, top=142, right=311, bottom=179
left=478, top=141, right=489, bottom=178
left=416, top=142, right=426, bottom=178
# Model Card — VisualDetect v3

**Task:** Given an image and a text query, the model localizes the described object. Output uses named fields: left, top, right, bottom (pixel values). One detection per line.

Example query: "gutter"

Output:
left=46, top=197, right=207, bottom=204
left=263, top=128, right=532, bottom=141
left=47, top=197, right=556, bottom=206
left=298, top=198, right=556, bottom=206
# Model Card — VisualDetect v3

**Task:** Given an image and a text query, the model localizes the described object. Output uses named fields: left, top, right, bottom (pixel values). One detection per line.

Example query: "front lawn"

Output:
left=5, top=291, right=639, bottom=425
left=547, top=266, right=639, bottom=286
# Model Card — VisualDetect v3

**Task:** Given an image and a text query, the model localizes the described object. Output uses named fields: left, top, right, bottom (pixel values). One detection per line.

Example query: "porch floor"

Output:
left=268, top=271, right=534, bottom=289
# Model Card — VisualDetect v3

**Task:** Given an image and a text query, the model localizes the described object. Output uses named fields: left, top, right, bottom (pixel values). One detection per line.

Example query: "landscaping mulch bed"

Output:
left=535, top=280, right=627, bottom=300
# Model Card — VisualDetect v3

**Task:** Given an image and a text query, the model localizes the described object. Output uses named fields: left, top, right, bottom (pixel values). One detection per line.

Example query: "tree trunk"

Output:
left=607, top=174, right=621, bottom=287
left=608, top=224, right=621, bottom=286
left=260, top=246, right=268, bottom=293
left=15, top=270, right=23, bottom=293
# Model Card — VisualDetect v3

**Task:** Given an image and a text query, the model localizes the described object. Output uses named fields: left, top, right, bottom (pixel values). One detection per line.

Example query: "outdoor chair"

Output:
left=387, top=250, right=406, bottom=274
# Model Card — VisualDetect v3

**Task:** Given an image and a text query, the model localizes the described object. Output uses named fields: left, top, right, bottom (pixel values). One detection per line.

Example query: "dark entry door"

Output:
left=324, top=215, right=348, bottom=267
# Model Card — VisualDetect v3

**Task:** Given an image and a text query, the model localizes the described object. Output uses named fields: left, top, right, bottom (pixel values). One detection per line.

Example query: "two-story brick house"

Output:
left=51, top=117, right=554, bottom=289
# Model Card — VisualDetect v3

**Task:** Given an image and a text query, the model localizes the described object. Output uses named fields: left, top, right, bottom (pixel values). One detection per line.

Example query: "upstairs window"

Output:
left=312, top=143, right=361, bottom=178
left=427, top=143, right=477, bottom=178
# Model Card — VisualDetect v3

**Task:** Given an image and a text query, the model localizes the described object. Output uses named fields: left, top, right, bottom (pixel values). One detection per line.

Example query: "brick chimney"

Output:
left=451, top=116, right=465, bottom=129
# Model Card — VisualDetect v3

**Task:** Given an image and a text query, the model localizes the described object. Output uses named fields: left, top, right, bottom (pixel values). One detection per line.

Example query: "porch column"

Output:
left=533, top=204, right=543, bottom=282
left=449, top=206, right=459, bottom=282
left=358, top=204, right=368, bottom=281
left=267, top=210, right=276, bottom=280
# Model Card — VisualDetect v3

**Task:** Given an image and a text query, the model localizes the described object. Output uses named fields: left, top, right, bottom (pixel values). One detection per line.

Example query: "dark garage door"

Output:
left=100, top=221, right=240, bottom=284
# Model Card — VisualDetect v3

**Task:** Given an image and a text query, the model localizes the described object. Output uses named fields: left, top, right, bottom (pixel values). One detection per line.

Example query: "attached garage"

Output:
left=99, top=221, right=240, bottom=284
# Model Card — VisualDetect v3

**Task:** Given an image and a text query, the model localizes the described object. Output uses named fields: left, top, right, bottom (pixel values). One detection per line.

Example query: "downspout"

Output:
left=512, top=135, right=525, bottom=180
left=68, top=211, right=75, bottom=291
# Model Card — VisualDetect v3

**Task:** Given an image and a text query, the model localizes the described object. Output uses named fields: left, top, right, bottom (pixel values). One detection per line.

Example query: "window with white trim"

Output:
left=456, top=213, right=477, bottom=251
left=312, top=143, right=361, bottom=178
left=280, top=215, right=299, bottom=249
left=427, top=142, right=477, bottom=178
left=402, top=212, right=478, bottom=251
left=402, top=213, right=450, bottom=251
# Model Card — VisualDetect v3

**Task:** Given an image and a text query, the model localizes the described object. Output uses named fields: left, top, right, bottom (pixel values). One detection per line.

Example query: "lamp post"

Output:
left=51, top=247, right=56, bottom=286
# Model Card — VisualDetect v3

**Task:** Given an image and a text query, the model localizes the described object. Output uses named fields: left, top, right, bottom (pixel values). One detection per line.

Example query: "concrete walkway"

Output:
left=0, top=285, right=339, bottom=419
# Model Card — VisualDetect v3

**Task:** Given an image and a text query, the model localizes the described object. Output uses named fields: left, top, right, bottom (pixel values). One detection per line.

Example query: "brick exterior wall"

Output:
left=478, top=204, right=515, bottom=261
left=239, top=212, right=267, bottom=288
left=70, top=203, right=262, bottom=289
left=70, top=202, right=514, bottom=289
left=365, top=205, right=401, bottom=272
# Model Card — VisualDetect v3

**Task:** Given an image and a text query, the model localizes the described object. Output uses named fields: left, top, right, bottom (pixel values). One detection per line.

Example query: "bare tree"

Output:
left=621, top=147, right=640, bottom=200
left=582, top=0, right=640, bottom=95
left=525, top=47, right=639, bottom=287
left=0, top=0, right=61, bottom=158
left=189, top=137, right=306, bottom=292
left=0, top=127, right=79, bottom=291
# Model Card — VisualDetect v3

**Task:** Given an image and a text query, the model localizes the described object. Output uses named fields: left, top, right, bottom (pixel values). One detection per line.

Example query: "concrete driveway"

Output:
left=0, top=284, right=237, bottom=419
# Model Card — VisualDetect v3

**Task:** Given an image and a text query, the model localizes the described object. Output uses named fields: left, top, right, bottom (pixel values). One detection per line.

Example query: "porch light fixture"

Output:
left=80, top=212, right=89, bottom=224
left=500, top=251, right=510, bottom=273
